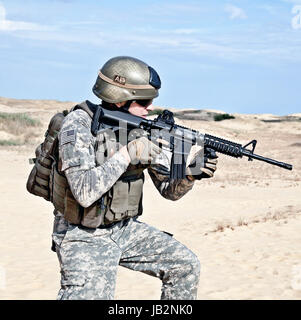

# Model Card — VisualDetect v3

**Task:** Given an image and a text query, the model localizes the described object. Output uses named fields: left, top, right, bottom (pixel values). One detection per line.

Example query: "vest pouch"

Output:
left=26, top=165, right=49, bottom=200
left=95, top=132, right=121, bottom=166
left=64, top=189, right=82, bottom=225
left=81, top=202, right=105, bottom=228
left=95, top=138, right=106, bottom=166
left=26, top=110, right=68, bottom=204
left=127, top=178, right=144, bottom=217
left=26, top=144, right=51, bottom=200
left=43, top=112, right=65, bottom=154
left=105, top=180, right=129, bottom=223
left=52, top=166, right=68, bottom=213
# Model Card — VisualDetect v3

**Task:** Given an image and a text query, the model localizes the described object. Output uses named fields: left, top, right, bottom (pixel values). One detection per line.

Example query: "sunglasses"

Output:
left=135, top=99, right=153, bottom=107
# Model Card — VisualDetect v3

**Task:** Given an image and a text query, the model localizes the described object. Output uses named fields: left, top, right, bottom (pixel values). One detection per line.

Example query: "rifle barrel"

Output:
left=242, top=150, right=293, bottom=170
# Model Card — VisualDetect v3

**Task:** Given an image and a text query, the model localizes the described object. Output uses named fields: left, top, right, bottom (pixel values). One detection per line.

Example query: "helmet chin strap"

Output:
left=121, top=100, right=132, bottom=113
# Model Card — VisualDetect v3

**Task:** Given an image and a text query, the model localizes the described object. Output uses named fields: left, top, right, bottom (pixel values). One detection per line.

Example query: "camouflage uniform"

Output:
left=52, top=108, right=200, bottom=300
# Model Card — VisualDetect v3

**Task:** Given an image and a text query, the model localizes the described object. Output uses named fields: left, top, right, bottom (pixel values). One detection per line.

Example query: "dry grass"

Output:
left=0, top=112, right=42, bottom=145
left=209, top=205, right=300, bottom=234
left=0, top=139, right=22, bottom=146
left=0, top=112, right=41, bottom=135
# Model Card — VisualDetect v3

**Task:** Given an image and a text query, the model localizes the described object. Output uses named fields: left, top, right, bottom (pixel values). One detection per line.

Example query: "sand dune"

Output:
left=0, top=97, right=300, bottom=300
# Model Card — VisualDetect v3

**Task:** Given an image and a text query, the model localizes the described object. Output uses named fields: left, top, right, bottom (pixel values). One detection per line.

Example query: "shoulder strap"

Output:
left=71, top=100, right=103, bottom=136
left=71, top=100, right=95, bottom=118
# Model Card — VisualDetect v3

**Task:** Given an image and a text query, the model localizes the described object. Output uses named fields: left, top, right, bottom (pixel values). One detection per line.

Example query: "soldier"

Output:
left=52, top=56, right=218, bottom=300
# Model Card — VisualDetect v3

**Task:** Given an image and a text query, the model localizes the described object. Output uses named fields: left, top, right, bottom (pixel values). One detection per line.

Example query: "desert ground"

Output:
left=0, top=96, right=300, bottom=300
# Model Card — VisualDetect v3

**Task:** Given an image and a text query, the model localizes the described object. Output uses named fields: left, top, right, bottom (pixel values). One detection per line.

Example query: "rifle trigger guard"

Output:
left=243, top=140, right=257, bottom=161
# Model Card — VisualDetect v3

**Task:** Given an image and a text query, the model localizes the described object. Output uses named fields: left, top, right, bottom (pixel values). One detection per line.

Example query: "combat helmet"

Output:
left=93, top=56, right=161, bottom=103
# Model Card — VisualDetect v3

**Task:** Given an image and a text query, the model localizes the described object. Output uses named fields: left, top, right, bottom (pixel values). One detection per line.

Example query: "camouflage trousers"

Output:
left=52, top=214, right=200, bottom=300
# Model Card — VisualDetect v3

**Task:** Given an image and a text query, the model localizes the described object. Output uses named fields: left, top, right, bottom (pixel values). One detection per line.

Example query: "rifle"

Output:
left=92, top=106, right=293, bottom=180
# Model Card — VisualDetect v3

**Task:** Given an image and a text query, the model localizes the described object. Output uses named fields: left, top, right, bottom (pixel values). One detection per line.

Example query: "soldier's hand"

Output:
left=186, top=148, right=218, bottom=180
left=127, top=136, right=162, bottom=164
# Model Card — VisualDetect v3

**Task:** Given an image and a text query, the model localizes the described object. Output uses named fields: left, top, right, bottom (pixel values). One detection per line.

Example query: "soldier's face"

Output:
left=128, top=100, right=154, bottom=118
left=117, top=100, right=154, bottom=118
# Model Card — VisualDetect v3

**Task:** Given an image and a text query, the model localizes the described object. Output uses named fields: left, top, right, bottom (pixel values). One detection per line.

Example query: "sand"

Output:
left=0, top=97, right=300, bottom=300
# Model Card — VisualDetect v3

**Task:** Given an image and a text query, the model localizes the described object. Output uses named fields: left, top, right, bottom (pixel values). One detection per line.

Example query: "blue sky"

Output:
left=0, top=0, right=301, bottom=115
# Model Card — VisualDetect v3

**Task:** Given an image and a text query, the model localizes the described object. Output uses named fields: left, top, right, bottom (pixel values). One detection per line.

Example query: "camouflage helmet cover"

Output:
left=92, top=56, right=161, bottom=103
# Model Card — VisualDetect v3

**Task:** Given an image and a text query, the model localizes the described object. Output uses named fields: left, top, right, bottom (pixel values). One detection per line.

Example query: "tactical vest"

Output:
left=53, top=101, right=145, bottom=228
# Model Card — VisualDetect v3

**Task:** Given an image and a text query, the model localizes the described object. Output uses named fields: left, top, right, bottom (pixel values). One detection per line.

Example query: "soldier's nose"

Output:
left=146, top=104, right=154, bottom=111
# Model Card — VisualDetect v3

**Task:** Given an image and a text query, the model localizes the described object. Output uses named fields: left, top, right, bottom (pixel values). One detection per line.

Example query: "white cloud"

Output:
left=13, top=24, right=301, bottom=64
left=282, top=0, right=301, bottom=4
left=225, top=4, right=247, bottom=20
left=148, top=3, right=204, bottom=15
left=2, top=2, right=299, bottom=65
left=0, top=3, right=41, bottom=31
left=173, top=28, right=200, bottom=35
left=258, top=5, right=278, bottom=15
